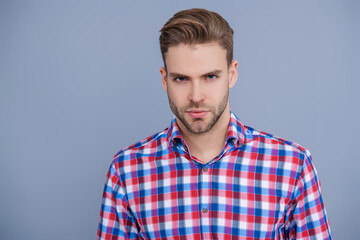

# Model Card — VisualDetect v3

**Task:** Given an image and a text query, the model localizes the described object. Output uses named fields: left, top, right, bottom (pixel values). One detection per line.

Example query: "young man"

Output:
left=97, top=8, right=332, bottom=239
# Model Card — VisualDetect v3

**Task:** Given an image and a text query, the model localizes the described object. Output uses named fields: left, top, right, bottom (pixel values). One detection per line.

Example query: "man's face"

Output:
left=160, top=42, right=238, bottom=135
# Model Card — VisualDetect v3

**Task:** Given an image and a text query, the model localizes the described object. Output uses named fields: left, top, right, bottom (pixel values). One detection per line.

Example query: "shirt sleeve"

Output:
left=97, top=163, right=140, bottom=240
left=288, top=150, right=332, bottom=239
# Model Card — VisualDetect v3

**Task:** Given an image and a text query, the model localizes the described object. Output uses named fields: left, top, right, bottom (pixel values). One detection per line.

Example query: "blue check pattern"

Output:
left=97, top=111, right=332, bottom=239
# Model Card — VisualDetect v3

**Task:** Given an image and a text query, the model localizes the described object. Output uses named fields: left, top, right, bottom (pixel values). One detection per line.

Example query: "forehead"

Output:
left=165, top=42, right=228, bottom=75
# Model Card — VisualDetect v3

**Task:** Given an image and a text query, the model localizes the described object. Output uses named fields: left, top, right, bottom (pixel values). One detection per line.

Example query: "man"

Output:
left=97, top=8, right=332, bottom=239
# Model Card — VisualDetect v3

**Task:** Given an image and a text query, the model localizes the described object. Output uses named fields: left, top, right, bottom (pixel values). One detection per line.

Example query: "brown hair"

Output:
left=159, top=8, right=234, bottom=67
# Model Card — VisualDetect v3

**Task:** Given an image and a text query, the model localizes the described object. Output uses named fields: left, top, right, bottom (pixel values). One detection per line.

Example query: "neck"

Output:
left=177, top=106, right=231, bottom=164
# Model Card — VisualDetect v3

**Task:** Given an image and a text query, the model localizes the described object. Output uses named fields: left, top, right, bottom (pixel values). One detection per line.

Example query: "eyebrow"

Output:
left=168, top=69, right=222, bottom=78
left=200, top=69, right=222, bottom=78
left=168, top=72, right=189, bottom=78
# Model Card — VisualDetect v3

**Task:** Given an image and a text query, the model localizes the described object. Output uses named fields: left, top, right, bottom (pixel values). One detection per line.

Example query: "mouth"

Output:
left=186, top=110, right=209, bottom=118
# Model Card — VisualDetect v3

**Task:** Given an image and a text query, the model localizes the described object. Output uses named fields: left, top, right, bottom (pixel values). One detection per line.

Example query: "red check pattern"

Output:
left=97, top=111, right=332, bottom=239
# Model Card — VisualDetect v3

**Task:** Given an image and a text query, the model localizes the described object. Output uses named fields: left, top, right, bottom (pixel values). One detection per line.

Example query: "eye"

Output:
left=174, top=77, right=187, bottom=82
left=207, top=75, right=217, bottom=80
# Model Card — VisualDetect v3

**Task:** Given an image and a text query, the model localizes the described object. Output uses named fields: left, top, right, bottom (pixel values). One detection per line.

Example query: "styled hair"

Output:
left=159, top=8, right=234, bottom=67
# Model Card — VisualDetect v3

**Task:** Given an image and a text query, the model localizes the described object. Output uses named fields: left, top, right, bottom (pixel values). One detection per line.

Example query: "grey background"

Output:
left=1, top=0, right=359, bottom=239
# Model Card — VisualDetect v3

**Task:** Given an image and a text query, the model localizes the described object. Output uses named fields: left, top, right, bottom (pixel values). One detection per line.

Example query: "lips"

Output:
left=187, top=110, right=209, bottom=118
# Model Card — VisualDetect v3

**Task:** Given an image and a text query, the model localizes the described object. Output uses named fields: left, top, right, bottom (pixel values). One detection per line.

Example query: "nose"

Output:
left=188, top=80, right=204, bottom=103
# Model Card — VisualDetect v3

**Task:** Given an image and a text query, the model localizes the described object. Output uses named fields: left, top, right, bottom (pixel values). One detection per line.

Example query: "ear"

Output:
left=160, top=67, right=168, bottom=91
left=228, top=60, right=238, bottom=89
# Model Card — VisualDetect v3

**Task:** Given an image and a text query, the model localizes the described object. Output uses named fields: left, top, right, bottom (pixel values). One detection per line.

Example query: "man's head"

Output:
left=159, top=8, right=234, bottom=68
left=159, top=9, right=238, bottom=135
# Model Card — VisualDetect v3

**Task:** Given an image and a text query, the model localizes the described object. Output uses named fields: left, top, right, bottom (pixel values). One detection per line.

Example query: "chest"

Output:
left=121, top=154, right=298, bottom=239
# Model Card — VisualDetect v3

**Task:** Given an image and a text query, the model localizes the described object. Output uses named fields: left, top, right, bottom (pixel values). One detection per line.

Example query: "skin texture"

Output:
left=160, top=42, right=238, bottom=163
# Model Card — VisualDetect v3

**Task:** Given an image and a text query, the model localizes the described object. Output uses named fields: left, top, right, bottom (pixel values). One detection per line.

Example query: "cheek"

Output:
left=207, top=81, right=228, bottom=99
left=167, top=87, right=186, bottom=104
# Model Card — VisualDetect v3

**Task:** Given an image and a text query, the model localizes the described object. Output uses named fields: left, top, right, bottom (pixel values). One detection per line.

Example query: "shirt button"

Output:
left=202, top=207, right=208, bottom=213
left=202, top=167, right=208, bottom=172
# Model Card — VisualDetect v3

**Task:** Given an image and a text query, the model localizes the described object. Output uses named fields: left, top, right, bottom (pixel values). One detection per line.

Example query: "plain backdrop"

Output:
left=1, top=0, right=359, bottom=239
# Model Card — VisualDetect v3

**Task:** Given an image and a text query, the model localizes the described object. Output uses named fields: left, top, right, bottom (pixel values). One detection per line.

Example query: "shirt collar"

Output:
left=167, top=110, right=249, bottom=149
left=167, top=117, right=182, bottom=145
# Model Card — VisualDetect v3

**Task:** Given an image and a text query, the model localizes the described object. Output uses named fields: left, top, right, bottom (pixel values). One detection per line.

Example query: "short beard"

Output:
left=168, top=90, right=229, bottom=135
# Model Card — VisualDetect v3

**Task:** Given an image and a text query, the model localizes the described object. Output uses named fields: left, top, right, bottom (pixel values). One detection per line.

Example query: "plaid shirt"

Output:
left=97, top=111, right=332, bottom=239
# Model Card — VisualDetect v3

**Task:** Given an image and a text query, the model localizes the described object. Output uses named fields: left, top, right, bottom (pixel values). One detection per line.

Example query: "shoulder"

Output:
left=243, top=125, right=312, bottom=168
left=243, top=126, right=315, bottom=197
left=106, top=127, right=172, bottom=185
left=246, top=125, right=309, bottom=154
left=230, top=112, right=309, bottom=159
left=110, top=127, right=171, bottom=167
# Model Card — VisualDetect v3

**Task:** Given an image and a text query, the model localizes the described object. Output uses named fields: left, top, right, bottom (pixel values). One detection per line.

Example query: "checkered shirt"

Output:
left=97, top=111, right=332, bottom=239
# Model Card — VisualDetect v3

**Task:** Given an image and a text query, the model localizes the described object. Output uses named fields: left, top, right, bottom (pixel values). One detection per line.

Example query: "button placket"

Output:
left=199, top=168, right=210, bottom=212
left=199, top=166, right=211, bottom=237
left=201, top=167, right=210, bottom=215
